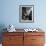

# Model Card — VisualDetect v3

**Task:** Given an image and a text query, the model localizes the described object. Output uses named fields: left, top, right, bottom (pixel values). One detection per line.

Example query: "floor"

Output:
left=0, top=44, right=2, bottom=46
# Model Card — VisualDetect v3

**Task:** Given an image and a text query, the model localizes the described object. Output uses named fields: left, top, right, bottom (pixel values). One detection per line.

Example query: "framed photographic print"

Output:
left=19, top=5, right=34, bottom=23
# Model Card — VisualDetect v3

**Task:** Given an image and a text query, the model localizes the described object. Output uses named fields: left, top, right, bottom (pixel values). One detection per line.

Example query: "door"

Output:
left=32, top=35, right=45, bottom=46
left=3, top=32, right=24, bottom=46
left=24, top=33, right=32, bottom=46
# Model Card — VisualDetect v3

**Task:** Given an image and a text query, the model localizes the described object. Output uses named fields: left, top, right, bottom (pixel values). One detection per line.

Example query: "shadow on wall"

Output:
left=0, top=24, right=7, bottom=43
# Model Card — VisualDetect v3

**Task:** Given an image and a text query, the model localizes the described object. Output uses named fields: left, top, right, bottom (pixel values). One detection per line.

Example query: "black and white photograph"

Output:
left=19, top=5, right=34, bottom=23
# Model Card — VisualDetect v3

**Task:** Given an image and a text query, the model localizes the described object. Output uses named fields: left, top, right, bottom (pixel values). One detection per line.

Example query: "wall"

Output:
left=0, top=0, right=46, bottom=44
left=0, top=0, right=46, bottom=29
